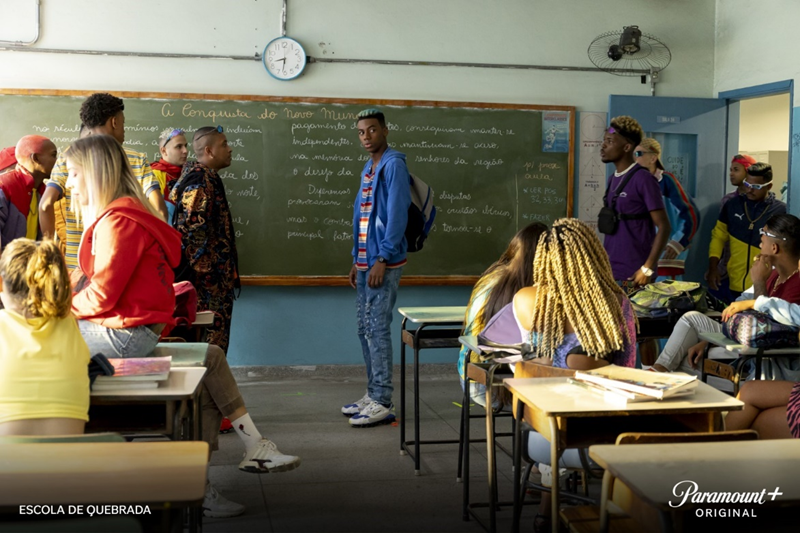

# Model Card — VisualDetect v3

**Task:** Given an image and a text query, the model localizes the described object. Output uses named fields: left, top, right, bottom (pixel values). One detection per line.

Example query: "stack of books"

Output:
left=93, top=356, right=172, bottom=391
left=569, top=365, right=699, bottom=406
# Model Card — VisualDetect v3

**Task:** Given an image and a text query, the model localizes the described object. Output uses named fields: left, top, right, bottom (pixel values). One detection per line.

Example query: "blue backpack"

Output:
left=406, top=174, right=436, bottom=252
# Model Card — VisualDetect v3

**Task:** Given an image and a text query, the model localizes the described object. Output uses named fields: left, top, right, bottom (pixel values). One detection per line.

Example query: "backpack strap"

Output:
left=603, top=166, right=651, bottom=220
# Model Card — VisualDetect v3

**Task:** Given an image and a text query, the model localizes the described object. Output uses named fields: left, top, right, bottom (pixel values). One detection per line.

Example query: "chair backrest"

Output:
left=515, top=360, right=576, bottom=379
left=0, top=432, right=125, bottom=444
left=615, top=429, right=759, bottom=445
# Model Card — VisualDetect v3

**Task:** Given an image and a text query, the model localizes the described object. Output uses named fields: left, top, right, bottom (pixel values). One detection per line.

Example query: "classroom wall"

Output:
left=0, top=0, right=718, bottom=365
left=715, top=0, right=799, bottom=212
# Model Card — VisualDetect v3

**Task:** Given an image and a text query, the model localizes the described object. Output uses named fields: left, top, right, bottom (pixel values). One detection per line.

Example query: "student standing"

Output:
left=342, top=109, right=411, bottom=428
left=634, top=138, right=699, bottom=278
left=39, top=93, right=167, bottom=270
left=151, top=127, right=189, bottom=221
left=0, top=239, right=89, bottom=437
left=598, top=116, right=670, bottom=287
left=706, top=154, right=757, bottom=302
left=707, top=162, right=786, bottom=300
left=0, top=135, right=58, bottom=250
left=170, top=126, right=240, bottom=354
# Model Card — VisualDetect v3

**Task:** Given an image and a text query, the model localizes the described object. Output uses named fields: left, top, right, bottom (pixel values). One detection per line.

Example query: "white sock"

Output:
left=231, top=413, right=263, bottom=450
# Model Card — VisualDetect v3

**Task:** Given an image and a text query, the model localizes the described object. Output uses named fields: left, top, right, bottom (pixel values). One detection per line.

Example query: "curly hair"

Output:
left=529, top=218, right=636, bottom=360
left=0, top=239, right=71, bottom=319
left=79, top=93, right=125, bottom=129
left=610, top=115, right=643, bottom=147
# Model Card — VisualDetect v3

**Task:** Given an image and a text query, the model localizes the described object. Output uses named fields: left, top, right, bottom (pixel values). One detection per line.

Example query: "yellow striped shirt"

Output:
left=46, top=148, right=160, bottom=271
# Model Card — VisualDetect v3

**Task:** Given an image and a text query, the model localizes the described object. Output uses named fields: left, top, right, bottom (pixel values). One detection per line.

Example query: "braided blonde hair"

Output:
left=0, top=239, right=72, bottom=319
left=530, top=218, right=636, bottom=359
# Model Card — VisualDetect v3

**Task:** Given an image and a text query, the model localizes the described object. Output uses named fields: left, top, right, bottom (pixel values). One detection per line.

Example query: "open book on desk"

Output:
left=567, top=377, right=697, bottom=406
left=573, top=365, right=698, bottom=400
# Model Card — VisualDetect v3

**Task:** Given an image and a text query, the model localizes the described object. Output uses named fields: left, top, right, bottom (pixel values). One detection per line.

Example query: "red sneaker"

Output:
left=219, top=417, right=234, bottom=434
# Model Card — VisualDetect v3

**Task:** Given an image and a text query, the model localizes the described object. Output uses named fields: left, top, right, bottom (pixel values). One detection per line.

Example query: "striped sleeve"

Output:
left=662, top=172, right=699, bottom=248
left=125, top=149, right=160, bottom=196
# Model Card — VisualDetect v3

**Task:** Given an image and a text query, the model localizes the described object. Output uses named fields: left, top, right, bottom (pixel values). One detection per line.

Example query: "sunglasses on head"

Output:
left=743, top=179, right=772, bottom=190
left=760, top=228, right=787, bottom=241
left=161, top=129, right=184, bottom=148
left=194, top=125, right=224, bottom=142
left=634, top=150, right=656, bottom=158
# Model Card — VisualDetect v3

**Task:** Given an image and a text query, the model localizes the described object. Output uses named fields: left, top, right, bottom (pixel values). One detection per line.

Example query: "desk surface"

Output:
left=152, top=342, right=209, bottom=367
left=589, top=439, right=800, bottom=511
left=0, top=441, right=208, bottom=505
left=398, top=306, right=466, bottom=323
left=91, top=367, right=206, bottom=401
left=699, top=331, right=800, bottom=355
left=504, top=377, right=742, bottom=417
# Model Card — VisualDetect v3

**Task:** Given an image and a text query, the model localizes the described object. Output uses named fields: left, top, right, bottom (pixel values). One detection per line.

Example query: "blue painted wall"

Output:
left=227, top=285, right=473, bottom=367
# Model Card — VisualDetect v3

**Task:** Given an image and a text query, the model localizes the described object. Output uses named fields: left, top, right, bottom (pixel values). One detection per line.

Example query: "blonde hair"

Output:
left=0, top=239, right=72, bottom=319
left=65, top=135, right=158, bottom=223
left=529, top=218, right=636, bottom=359
left=639, top=137, right=665, bottom=170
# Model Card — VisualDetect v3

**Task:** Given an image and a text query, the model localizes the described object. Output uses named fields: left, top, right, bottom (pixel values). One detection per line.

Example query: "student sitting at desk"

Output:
left=653, top=214, right=800, bottom=378
left=0, top=239, right=90, bottom=436
left=64, top=135, right=300, bottom=518
left=513, top=218, right=637, bottom=370
left=511, top=218, right=637, bottom=532
left=458, top=222, right=547, bottom=407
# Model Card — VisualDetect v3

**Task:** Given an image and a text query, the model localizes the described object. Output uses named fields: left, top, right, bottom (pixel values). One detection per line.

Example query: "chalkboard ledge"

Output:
left=242, top=276, right=478, bottom=287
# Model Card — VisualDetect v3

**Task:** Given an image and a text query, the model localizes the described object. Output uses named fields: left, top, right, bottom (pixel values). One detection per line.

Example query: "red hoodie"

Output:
left=71, top=197, right=182, bottom=328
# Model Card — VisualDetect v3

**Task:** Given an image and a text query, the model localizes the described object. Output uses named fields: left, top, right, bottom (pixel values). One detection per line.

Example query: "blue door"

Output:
left=608, top=95, right=728, bottom=282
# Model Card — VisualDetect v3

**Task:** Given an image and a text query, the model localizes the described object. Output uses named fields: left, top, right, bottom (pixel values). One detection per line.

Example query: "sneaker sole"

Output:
left=239, top=458, right=302, bottom=474
left=349, top=414, right=396, bottom=428
left=204, top=508, right=245, bottom=519
left=341, top=411, right=359, bottom=417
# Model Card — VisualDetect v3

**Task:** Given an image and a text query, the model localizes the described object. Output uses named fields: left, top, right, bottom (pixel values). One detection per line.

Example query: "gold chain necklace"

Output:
left=744, top=201, right=769, bottom=231
left=771, top=270, right=799, bottom=296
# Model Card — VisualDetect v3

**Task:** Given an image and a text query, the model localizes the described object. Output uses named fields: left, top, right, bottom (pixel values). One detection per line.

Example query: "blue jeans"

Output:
left=356, top=267, right=402, bottom=406
left=78, top=320, right=161, bottom=358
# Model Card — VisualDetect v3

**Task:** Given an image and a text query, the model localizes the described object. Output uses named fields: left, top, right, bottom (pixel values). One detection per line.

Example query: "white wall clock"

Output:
left=263, top=36, right=307, bottom=81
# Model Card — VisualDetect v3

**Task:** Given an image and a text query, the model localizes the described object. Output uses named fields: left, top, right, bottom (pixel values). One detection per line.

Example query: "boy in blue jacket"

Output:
left=343, top=109, right=411, bottom=427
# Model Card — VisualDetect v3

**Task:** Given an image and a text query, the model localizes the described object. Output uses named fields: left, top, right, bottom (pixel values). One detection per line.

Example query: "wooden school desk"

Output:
left=151, top=342, right=210, bottom=367
left=398, top=306, right=465, bottom=474
left=504, top=377, right=743, bottom=533
left=0, top=441, right=208, bottom=533
left=89, top=367, right=207, bottom=442
left=589, top=439, right=800, bottom=532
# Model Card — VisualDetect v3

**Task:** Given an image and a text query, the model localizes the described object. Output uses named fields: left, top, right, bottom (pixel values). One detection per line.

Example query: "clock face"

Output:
left=263, top=37, right=307, bottom=81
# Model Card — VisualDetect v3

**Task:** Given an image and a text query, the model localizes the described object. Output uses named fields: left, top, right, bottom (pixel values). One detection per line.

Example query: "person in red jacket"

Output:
left=65, top=134, right=300, bottom=518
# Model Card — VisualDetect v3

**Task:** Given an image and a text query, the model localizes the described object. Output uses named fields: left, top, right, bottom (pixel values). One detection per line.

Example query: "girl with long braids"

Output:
left=514, top=217, right=637, bottom=370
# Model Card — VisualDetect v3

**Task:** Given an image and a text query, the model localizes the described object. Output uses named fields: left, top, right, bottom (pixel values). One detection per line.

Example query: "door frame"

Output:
left=718, top=79, right=794, bottom=208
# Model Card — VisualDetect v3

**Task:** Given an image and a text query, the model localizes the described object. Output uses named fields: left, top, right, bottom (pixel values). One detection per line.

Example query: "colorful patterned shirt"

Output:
left=356, top=171, right=374, bottom=271
left=46, top=148, right=160, bottom=270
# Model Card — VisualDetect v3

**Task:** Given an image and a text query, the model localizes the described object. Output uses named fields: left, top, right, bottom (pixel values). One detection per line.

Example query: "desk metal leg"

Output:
left=549, top=416, right=560, bottom=533
left=413, top=331, right=421, bottom=475
left=399, top=317, right=408, bottom=456
left=486, top=364, right=499, bottom=533
left=599, top=470, right=613, bottom=533
left=512, top=397, right=523, bottom=533
left=461, top=379, right=471, bottom=520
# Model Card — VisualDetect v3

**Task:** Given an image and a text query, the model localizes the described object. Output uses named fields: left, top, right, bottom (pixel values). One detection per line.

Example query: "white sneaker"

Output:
left=239, top=438, right=301, bottom=473
left=203, top=483, right=245, bottom=518
left=348, top=400, right=396, bottom=428
left=341, top=392, right=372, bottom=417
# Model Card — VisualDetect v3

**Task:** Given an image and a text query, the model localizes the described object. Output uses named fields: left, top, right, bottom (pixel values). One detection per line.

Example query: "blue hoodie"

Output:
left=351, top=147, right=411, bottom=268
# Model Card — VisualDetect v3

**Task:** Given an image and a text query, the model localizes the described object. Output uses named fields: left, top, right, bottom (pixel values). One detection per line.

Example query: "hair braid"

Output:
left=0, top=239, right=71, bottom=320
left=529, top=219, right=636, bottom=360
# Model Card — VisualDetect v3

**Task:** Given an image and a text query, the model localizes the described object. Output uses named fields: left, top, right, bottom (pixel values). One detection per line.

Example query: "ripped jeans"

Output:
left=356, top=267, right=402, bottom=407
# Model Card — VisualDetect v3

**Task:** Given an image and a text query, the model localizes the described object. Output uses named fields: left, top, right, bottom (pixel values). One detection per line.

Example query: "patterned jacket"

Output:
left=170, top=161, right=240, bottom=294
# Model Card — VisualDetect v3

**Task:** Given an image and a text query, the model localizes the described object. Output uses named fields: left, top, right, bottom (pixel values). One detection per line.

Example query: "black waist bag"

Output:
left=598, top=166, right=649, bottom=235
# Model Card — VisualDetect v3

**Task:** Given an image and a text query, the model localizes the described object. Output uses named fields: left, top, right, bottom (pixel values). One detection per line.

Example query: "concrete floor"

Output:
left=203, top=369, right=543, bottom=533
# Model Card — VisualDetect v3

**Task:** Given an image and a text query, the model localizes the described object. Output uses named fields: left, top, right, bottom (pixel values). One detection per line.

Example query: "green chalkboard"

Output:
left=0, top=90, right=574, bottom=284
